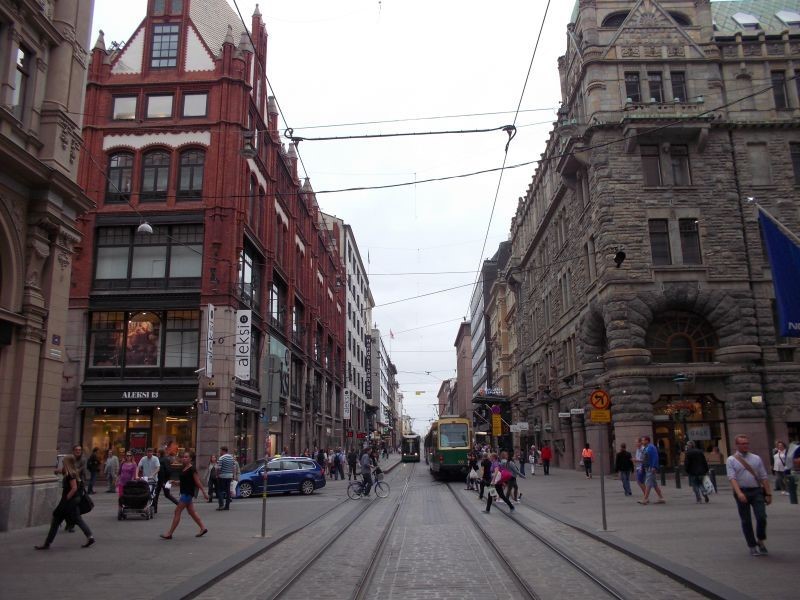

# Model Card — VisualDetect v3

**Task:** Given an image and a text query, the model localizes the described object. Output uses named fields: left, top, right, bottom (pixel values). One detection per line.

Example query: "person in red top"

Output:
left=540, top=443, right=553, bottom=475
left=581, top=443, right=594, bottom=478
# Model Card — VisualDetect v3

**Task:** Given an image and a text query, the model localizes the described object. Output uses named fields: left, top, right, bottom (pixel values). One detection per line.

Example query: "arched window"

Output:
left=141, top=150, right=170, bottom=201
left=669, top=12, right=692, bottom=27
left=106, top=153, right=133, bottom=203
left=126, top=312, right=161, bottom=366
left=601, top=12, right=629, bottom=28
left=646, top=311, right=717, bottom=363
left=178, top=149, right=204, bottom=199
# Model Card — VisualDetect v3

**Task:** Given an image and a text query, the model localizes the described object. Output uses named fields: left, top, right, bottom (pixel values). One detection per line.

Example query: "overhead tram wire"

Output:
left=284, top=124, right=516, bottom=144
left=469, top=0, right=552, bottom=314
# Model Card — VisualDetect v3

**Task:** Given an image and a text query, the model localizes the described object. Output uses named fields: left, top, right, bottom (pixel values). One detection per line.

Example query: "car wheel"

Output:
left=238, top=481, right=253, bottom=498
left=300, top=479, right=315, bottom=495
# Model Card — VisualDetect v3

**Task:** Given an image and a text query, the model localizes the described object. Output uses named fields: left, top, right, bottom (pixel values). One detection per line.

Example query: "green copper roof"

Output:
left=711, top=0, right=800, bottom=35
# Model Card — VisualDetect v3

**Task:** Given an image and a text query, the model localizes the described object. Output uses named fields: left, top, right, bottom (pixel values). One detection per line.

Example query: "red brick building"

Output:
left=60, top=0, right=346, bottom=465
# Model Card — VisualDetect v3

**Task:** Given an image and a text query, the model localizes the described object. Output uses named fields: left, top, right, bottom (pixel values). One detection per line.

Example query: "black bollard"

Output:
left=788, top=475, right=798, bottom=505
left=675, top=467, right=682, bottom=489
left=661, top=468, right=667, bottom=487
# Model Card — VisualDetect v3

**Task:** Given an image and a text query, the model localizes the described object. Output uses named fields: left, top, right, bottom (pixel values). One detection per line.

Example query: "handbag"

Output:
left=230, top=479, right=238, bottom=495
left=701, top=475, right=715, bottom=495
left=79, top=490, right=94, bottom=515
left=469, top=468, right=480, bottom=481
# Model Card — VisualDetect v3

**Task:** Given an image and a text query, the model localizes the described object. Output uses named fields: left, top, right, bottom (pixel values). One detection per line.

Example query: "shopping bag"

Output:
left=230, top=479, right=238, bottom=496
left=79, top=492, right=94, bottom=515
left=702, top=475, right=715, bottom=495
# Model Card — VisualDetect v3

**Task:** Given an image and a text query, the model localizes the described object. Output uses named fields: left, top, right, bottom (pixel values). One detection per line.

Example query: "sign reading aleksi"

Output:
left=364, top=335, right=372, bottom=399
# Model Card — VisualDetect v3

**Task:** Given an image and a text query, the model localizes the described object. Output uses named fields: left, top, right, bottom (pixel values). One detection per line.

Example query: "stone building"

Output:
left=509, top=0, right=800, bottom=471
left=0, top=0, right=94, bottom=530
left=61, top=0, right=345, bottom=467
left=453, top=320, right=472, bottom=418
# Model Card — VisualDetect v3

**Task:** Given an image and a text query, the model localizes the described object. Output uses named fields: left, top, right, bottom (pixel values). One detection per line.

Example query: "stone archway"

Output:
left=0, top=197, right=24, bottom=314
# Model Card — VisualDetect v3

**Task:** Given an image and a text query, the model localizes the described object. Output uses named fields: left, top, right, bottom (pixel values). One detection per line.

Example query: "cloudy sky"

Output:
left=90, top=0, right=577, bottom=435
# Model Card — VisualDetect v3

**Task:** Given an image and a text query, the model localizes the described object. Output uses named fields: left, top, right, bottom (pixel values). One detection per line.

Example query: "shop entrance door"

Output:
left=652, top=394, right=728, bottom=471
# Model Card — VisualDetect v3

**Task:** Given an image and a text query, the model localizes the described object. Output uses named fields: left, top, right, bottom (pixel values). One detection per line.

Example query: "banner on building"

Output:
left=759, top=208, right=800, bottom=336
left=234, top=310, right=252, bottom=380
left=364, top=335, right=372, bottom=399
left=343, top=389, right=351, bottom=420
left=491, top=413, right=502, bottom=436
left=205, top=304, right=215, bottom=377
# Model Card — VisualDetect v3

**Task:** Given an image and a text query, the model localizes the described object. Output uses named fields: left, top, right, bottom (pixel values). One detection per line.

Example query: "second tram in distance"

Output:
left=401, top=434, right=421, bottom=462
left=424, top=416, right=472, bottom=477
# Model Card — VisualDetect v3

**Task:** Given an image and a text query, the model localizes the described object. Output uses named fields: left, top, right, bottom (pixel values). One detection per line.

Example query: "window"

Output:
left=89, top=312, right=125, bottom=367
left=747, top=143, right=771, bottom=186
left=94, top=224, right=202, bottom=288
left=648, top=219, right=672, bottom=265
left=648, top=72, right=664, bottom=103
left=151, top=23, right=179, bottom=68
left=670, top=145, right=691, bottom=186
left=169, top=0, right=183, bottom=15
left=147, top=94, right=173, bottom=118
left=679, top=219, right=702, bottom=265
left=112, top=96, right=137, bottom=120
left=669, top=12, right=692, bottom=27
left=153, top=0, right=166, bottom=15
left=269, top=276, right=287, bottom=329
left=602, top=12, right=629, bottom=28
left=126, top=312, right=161, bottom=366
left=178, top=150, right=204, bottom=198
left=772, top=71, right=788, bottom=109
left=625, top=72, right=641, bottom=103
left=106, top=153, right=133, bottom=203
left=164, top=310, right=200, bottom=367
left=670, top=72, right=686, bottom=102
left=247, top=328, right=261, bottom=384
left=791, top=143, right=800, bottom=185
left=141, top=151, right=170, bottom=200
left=641, top=145, right=662, bottom=186
left=11, top=47, right=31, bottom=120
left=238, top=246, right=261, bottom=309
left=182, top=93, right=207, bottom=117
left=585, top=237, right=597, bottom=282
left=646, top=311, right=717, bottom=363
left=560, top=270, right=572, bottom=312
left=777, top=10, right=800, bottom=27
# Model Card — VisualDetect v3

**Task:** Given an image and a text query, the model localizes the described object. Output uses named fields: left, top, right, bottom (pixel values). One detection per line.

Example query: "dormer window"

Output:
left=602, top=12, right=629, bottom=28
left=732, top=12, right=760, bottom=30
left=151, top=23, right=180, bottom=68
left=669, top=12, right=692, bottom=27
left=152, top=0, right=182, bottom=15
left=776, top=10, right=800, bottom=27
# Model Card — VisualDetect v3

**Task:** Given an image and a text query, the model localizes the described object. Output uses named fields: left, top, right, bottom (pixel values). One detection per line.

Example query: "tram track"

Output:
left=446, top=482, right=628, bottom=600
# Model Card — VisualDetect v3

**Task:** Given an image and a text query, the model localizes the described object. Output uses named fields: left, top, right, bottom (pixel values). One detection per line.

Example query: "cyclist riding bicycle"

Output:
left=359, top=449, right=373, bottom=497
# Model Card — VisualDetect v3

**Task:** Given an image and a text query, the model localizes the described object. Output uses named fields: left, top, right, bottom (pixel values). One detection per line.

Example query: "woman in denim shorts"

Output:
left=161, top=452, right=208, bottom=539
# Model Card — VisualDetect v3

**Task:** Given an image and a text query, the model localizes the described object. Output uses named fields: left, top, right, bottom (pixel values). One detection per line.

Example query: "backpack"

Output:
left=499, top=467, right=513, bottom=484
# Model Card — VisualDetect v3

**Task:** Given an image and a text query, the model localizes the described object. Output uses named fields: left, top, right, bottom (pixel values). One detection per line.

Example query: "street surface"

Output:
left=0, top=456, right=796, bottom=599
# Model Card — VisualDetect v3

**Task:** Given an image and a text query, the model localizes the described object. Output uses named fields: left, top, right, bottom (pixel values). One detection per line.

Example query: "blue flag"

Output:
left=759, top=209, right=800, bottom=337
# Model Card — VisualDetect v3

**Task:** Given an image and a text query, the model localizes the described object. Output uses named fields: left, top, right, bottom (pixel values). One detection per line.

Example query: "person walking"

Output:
left=540, top=443, right=552, bottom=475
left=614, top=443, right=634, bottom=496
left=153, top=449, right=178, bottom=514
left=727, top=435, right=771, bottom=556
left=204, top=455, right=218, bottom=503
left=347, top=448, right=358, bottom=481
left=483, top=459, right=515, bottom=513
left=684, top=441, right=711, bottom=503
left=478, top=452, right=492, bottom=500
left=528, top=445, right=538, bottom=476
left=638, top=435, right=666, bottom=504
left=216, top=446, right=236, bottom=510
left=86, top=448, right=101, bottom=494
left=633, top=437, right=647, bottom=495
left=104, top=449, right=119, bottom=493
left=332, top=448, right=342, bottom=481
left=136, top=447, right=161, bottom=480
left=117, top=452, right=136, bottom=505
left=160, top=452, right=209, bottom=539
left=505, top=453, right=525, bottom=502
left=581, top=443, right=594, bottom=479
left=36, top=455, right=94, bottom=549
left=59, top=445, right=88, bottom=533
left=772, top=441, right=788, bottom=495
left=518, top=449, right=526, bottom=476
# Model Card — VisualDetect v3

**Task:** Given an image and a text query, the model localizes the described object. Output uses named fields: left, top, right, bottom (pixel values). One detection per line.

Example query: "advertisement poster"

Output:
left=206, top=304, right=215, bottom=377
left=234, top=310, right=252, bottom=380
left=343, top=389, right=351, bottom=420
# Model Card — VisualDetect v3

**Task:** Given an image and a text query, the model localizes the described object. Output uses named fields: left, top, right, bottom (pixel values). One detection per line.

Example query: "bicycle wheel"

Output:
left=374, top=481, right=390, bottom=498
left=346, top=482, right=362, bottom=500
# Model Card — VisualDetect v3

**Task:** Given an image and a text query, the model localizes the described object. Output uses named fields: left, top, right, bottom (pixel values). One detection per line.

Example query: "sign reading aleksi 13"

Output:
left=364, top=335, right=372, bottom=399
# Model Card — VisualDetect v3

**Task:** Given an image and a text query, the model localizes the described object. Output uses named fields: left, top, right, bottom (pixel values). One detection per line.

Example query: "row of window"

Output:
left=625, top=71, right=688, bottom=104
left=106, top=149, right=204, bottom=203
left=112, top=92, right=207, bottom=120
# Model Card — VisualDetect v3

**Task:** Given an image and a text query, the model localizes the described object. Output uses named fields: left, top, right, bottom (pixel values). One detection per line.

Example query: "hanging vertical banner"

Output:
left=205, top=304, right=215, bottom=377
left=234, top=310, right=252, bottom=380
left=343, top=389, right=351, bottom=420
left=365, top=335, right=372, bottom=399
left=759, top=208, right=800, bottom=336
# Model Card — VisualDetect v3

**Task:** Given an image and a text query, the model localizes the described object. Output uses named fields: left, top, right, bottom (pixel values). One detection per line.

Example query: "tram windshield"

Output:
left=439, top=424, right=469, bottom=448
left=402, top=437, right=419, bottom=454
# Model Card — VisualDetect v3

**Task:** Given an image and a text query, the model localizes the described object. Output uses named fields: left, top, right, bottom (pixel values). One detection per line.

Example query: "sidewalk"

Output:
left=514, top=467, right=797, bottom=600
left=0, top=454, right=402, bottom=600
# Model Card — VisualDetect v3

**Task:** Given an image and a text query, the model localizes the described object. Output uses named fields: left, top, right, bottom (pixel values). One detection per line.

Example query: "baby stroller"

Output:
left=118, top=478, right=156, bottom=520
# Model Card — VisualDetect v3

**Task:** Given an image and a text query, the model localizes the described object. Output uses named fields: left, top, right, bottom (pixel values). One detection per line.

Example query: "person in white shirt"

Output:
left=726, top=435, right=772, bottom=556
left=772, top=441, right=788, bottom=495
left=137, top=448, right=161, bottom=480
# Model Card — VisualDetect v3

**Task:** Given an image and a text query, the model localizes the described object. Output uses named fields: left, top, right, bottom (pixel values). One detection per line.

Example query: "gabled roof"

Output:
left=710, top=0, right=800, bottom=35
left=190, top=0, right=247, bottom=57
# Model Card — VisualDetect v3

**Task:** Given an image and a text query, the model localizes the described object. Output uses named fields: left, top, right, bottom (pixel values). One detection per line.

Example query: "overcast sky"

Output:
left=90, top=0, right=577, bottom=436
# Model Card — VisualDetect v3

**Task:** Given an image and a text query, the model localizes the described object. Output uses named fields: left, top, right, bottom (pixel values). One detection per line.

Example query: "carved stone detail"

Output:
left=621, top=46, right=640, bottom=58
left=667, top=45, right=685, bottom=57
left=25, top=238, right=50, bottom=289
left=767, top=43, right=784, bottom=56
left=643, top=45, right=660, bottom=58
left=722, top=45, right=738, bottom=58
left=743, top=44, right=761, bottom=57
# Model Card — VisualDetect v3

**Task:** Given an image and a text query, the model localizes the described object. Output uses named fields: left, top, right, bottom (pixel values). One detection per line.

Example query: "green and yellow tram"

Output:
left=424, top=416, right=472, bottom=477
left=401, top=434, right=421, bottom=462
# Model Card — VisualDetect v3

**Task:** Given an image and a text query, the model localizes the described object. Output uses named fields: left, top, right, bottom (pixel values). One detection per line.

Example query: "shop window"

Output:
left=625, top=72, right=641, bottom=103
left=646, top=311, right=717, bottom=363
left=648, top=72, right=664, bottom=103
left=178, top=149, right=204, bottom=199
left=164, top=310, right=200, bottom=368
left=182, top=92, right=207, bottom=117
left=126, top=312, right=161, bottom=366
left=648, top=219, right=672, bottom=265
left=671, top=72, right=687, bottom=102
left=151, top=23, right=179, bottom=68
left=112, top=96, right=137, bottom=120
left=641, top=145, right=662, bottom=186
left=106, top=153, right=133, bottom=204
left=141, top=150, right=170, bottom=200
left=238, top=245, right=262, bottom=310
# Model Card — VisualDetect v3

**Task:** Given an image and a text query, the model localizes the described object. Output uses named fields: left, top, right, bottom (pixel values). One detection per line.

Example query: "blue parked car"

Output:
left=236, top=457, right=326, bottom=498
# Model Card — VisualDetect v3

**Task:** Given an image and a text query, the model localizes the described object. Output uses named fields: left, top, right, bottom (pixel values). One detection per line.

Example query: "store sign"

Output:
left=343, top=389, right=351, bottom=420
left=492, top=414, right=502, bottom=436
left=82, top=387, right=197, bottom=405
left=558, top=412, right=571, bottom=418
left=570, top=408, right=585, bottom=415
left=234, top=310, right=252, bottom=380
left=206, top=304, right=215, bottom=377
left=364, top=336, right=372, bottom=399
left=232, top=392, right=259, bottom=409
left=686, top=424, right=711, bottom=440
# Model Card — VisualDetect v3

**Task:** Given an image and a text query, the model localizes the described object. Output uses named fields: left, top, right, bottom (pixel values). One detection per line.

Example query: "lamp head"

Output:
left=137, top=221, right=153, bottom=235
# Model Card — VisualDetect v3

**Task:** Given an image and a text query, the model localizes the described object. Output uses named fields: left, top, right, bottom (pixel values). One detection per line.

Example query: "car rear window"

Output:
left=280, top=460, right=301, bottom=470
left=298, top=461, right=316, bottom=470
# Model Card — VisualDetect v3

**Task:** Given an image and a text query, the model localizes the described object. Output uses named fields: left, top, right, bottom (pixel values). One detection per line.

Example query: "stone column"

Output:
left=571, top=414, right=586, bottom=470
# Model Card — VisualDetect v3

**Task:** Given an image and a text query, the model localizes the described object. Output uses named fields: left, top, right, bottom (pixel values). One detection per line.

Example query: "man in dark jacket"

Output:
left=684, top=440, right=710, bottom=503
left=614, top=443, right=634, bottom=496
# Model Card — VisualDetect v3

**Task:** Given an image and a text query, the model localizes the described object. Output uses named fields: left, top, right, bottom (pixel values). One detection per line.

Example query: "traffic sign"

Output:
left=590, top=409, right=611, bottom=423
left=491, top=414, right=502, bottom=436
left=590, top=389, right=611, bottom=410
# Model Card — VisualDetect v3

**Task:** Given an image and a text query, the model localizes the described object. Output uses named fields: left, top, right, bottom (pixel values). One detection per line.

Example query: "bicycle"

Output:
left=347, top=469, right=390, bottom=499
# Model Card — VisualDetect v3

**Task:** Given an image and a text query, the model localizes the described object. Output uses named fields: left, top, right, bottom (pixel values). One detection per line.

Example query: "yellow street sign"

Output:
left=590, top=409, right=611, bottom=423
left=492, top=414, right=502, bottom=436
